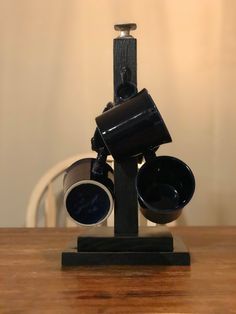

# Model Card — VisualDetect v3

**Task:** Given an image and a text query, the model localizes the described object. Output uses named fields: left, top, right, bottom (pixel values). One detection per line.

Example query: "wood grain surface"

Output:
left=0, top=227, right=236, bottom=313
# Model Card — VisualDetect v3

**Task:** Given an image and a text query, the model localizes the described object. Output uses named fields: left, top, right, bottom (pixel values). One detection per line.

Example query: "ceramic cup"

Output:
left=136, top=155, right=195, bottom=224
left=95, top=88, right=172, bottom=161
left=64, top=158, right=114, bottom=226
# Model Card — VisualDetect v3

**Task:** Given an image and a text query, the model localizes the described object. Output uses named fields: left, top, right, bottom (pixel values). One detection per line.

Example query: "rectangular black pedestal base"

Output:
left=78, top=226, right=173, bottom=252
left=62, top=227, right=190, bottom=266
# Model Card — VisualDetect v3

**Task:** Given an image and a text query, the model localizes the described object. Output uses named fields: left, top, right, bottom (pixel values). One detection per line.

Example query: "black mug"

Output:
left=64, top=158, right=114, bottom=226
left=95, top=89, right=172, bottom=161
left=136, top=155, right=195, bottom=224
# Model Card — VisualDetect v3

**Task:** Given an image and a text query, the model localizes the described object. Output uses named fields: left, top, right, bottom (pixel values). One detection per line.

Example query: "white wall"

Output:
left=0, top=0, right=235, bottom=226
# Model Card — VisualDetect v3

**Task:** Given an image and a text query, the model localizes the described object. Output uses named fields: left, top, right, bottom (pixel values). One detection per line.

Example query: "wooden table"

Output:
left=0, top=227, right=235, bottom=313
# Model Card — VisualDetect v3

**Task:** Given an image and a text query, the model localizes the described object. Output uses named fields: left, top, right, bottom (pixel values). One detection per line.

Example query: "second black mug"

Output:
left=95, top=89, right=172, bottom=161
left=136, top=155, right=195, bottom=224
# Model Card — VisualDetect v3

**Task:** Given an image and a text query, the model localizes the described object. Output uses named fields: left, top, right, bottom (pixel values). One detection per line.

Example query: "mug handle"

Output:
left=143, top=147, right=160, bottom=163
left=92, top=147, right=108, bottom=176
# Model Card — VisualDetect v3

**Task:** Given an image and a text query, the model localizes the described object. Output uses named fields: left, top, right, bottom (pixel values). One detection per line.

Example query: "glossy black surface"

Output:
left=136, top=156, right=195, bottom=224
left=91, top=102, right=113, bottom=154
left=64, top=158, right=114, bottom=225
left=95, top=89, right=172, bottom=161
left=66, top=183, right=111, bottom=225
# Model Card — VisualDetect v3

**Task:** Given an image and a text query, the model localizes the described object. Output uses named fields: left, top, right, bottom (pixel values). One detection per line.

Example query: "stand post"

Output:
left=113, top=33, right=138, bottom=236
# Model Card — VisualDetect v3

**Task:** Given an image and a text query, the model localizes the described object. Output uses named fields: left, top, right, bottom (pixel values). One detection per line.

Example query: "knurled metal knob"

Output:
left=114, top=23, right=137, bottom=38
